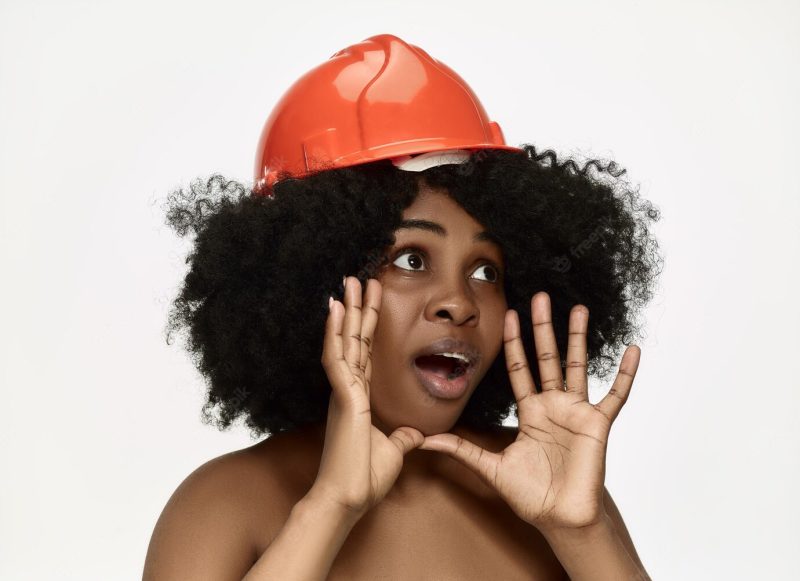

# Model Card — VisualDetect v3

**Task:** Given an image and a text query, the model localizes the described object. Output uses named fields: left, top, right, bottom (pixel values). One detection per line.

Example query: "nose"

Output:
left=424, top=277, right=479, bottom=326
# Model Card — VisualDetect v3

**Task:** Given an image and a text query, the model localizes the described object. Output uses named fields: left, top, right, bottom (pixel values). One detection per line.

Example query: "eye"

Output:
left=472, top=264, right=500, bottom=283
left=392, top=248, right=426, bottom=271
left=391, top=247, right=502, bottom=283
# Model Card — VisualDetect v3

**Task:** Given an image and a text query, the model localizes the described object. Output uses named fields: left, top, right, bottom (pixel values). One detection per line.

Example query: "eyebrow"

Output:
left=396, top=219, right=500, bottom=246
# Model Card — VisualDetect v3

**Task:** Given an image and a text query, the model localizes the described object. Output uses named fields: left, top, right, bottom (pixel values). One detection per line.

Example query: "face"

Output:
left=368, top=181, right=508, bottom=436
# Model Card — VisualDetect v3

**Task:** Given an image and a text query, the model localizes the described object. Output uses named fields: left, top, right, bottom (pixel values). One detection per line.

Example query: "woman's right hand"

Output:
left=310, top=275, right=425, bottom=520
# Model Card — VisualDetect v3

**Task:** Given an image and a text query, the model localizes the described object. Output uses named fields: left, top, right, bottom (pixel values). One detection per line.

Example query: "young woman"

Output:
left=143, top=34, right=661, bottom=580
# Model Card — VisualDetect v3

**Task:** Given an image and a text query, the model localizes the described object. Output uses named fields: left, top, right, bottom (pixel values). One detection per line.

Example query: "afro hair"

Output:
left=162, top=145, right=663, bottom=439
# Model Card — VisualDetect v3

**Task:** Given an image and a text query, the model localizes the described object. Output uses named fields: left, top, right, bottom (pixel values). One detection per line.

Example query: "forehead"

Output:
left=400, top=186, right=481, bottom=229
left=395, top=185, right=502, bottom=250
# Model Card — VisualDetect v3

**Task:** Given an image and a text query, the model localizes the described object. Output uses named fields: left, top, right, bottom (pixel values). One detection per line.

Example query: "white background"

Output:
left=2, top=0, right=798, bottom=579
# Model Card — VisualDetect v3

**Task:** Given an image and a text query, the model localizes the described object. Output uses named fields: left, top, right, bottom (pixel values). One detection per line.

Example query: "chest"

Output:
left=326, top=495, right=567, bottom=581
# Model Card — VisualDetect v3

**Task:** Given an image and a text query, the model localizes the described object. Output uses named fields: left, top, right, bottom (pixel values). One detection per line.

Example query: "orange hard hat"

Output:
left=253, top=33, right=523, bottom=194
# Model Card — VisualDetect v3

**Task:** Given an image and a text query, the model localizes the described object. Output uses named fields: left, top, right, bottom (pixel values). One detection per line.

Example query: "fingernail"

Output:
left=328, top=296, right=333, bottom=311
left=342, top=275, right=347, bottom=288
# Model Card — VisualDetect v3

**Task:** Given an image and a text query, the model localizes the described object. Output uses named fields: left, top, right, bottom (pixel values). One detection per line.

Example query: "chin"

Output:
left=379, top=388, right=476, bottom=437
left=370, top=360, right=485, bottom=434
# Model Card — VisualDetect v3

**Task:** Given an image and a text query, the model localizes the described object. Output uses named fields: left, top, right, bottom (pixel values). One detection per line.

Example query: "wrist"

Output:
left=537, top=511, right=615, bottom=544
left=538, top=512, right=648, bottom=581
left=301, top=487, right=366, bottom=527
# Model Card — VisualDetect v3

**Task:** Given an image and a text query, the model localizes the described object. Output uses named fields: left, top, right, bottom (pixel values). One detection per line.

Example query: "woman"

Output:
left=143, top=34, right=661, bottom=580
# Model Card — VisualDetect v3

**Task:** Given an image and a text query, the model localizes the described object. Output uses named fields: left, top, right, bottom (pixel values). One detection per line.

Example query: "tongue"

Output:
left=415, top=354, right=457, bottom=379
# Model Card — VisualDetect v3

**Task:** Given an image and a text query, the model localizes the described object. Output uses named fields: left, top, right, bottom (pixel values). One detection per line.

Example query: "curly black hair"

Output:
left=162, top=145, right=663, bottom=439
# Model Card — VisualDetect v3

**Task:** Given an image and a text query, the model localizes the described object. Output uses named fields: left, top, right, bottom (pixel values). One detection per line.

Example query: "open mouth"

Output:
left=413, top=354, right=471, bottom=381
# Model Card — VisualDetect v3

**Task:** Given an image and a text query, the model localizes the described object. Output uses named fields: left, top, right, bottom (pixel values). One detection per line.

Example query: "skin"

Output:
left=304, top=178, right=648, bottom=577
left=306, top=178, right=516, bottom=497
left=142, top=179, right=647, bottom=580
left=367, top=181, right=509, bottom=437
left=298, top=181, right=571, bottom=578
left=302, top=179, right=518, bottom=498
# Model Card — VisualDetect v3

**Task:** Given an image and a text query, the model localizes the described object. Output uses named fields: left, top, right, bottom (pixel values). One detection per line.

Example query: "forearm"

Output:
left=242, top=492, right=361, bottom=581
left=540, top=513, right=650, bottom=581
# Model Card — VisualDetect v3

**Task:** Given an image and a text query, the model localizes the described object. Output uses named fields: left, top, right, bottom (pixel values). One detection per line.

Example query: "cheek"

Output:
left=371, top=300, right=401, bottom=359
left=484, top=302, right=508, bottom=357
left=371, top=291, right=416, bottom=367
left=370, top=321, right=390, bottom=363
left=374, top=284, right=413, bottom=327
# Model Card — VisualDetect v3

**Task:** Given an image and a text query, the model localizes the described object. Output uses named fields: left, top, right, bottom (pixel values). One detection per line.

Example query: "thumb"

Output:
left=419, top=433, right=502, bottom=487
left=388, top=426, right=426, bottom=456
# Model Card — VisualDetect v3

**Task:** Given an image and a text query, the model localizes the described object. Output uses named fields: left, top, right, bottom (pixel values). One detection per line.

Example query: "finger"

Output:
left=341, top=276, right=364, bottom=382
left=504, top=309, right=537, bottom=407
left=322, top=295, right=350, bottom=399
left=364, top=343, right=373, bottom=395
left=595, top=345, right=640, bottom=424
left=360, top=279, right=382, bottom=398
left=419, top=433, right=502, bottom=490
left=531, top=292, right=564, bottom=392
left=388, top=426, right=425, bottom=456
left=322, top=295, right=343, bottom=370
left=565, top=304, right=589, bottom=399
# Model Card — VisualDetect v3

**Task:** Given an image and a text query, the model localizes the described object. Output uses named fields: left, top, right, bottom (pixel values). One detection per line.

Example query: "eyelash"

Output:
left=390, top=246, right=503, bottom=283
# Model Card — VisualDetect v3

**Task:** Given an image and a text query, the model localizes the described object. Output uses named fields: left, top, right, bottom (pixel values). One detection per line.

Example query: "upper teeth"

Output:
left=435, top=352, right=471, bottom=365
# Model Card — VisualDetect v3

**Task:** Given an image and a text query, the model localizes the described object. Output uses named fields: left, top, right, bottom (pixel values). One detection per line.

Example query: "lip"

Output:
left=410, top=336, right=482, bottom=400
left=412, top=358, right=477, bottom=400
left=410, top=337, right=482, bottom=368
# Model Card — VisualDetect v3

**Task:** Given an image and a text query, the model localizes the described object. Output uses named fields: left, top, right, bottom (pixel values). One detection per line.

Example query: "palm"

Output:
left=419, top=292, right=640, bottom=532
left=318, top=276, right=425, bottom=517
left=492, top=390, right=610, bottom=528
left=368, top=424, right=412, bottom=502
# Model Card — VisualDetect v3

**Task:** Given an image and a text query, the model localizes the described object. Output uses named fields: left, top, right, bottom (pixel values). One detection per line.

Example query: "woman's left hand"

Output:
left=418, top=291, right=641, bottom=533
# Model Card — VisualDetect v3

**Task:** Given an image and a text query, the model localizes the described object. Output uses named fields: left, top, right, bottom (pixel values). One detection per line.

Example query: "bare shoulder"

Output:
left=143, top=426, right=319, bottom=581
